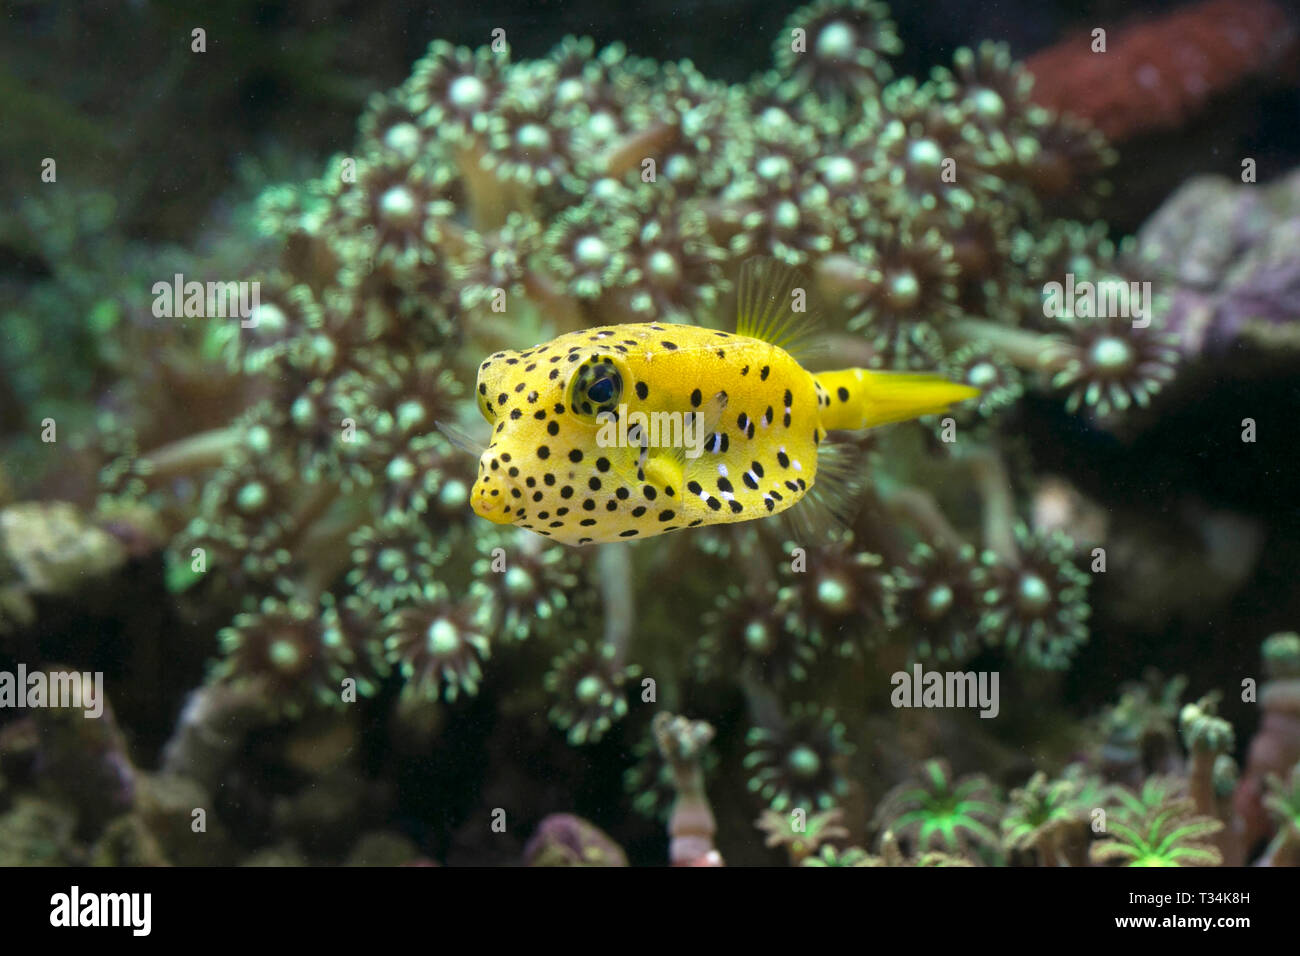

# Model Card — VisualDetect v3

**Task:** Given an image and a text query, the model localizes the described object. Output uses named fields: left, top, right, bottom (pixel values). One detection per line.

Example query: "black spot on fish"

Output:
left=635, top=382, right=649, bottom=400
left=760, top=365, right=770, bottom=381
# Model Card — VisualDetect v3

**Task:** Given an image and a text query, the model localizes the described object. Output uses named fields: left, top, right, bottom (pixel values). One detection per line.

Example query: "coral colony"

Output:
left=1, top=0, right=1298, bottom=866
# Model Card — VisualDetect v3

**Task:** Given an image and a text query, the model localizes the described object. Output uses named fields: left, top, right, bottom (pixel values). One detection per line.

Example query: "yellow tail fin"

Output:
left=815, top=369, right=980, bottom=431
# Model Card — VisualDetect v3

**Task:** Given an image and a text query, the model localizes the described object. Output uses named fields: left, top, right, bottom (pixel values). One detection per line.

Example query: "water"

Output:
left=1, top=0, right=1298, bottom=872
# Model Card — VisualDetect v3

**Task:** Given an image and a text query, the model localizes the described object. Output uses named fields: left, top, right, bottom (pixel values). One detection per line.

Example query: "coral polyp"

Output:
left=211, top=597, right=351, bottom=718
left=544, top=640, right=640, bottom=745
left=982, top=524, right=1090, bottom=669
left=382, top=584, right=493, bottom=703
left=1048, top=312, right=1180, bottom=420
left=744, top=704, right=854, bottom=812
left=698, top=581, right=816, bottom=684
left=773, top=0, right=901, bottom=108
left=886, top=540, right=995, bottom=663
left=873, top=759, right=1003, bottom=860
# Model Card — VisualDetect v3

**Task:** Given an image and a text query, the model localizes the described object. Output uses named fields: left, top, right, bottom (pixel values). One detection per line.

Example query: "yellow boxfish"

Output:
left=466, top=259, right=978, bottom=546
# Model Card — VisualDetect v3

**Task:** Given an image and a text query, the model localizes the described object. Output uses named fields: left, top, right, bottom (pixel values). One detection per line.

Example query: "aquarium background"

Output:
left=1, top=0, right=1299, bottom=867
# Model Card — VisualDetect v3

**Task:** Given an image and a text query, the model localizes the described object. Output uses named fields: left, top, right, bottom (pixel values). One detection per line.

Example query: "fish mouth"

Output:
left=471, top=481, right=516, bottom=524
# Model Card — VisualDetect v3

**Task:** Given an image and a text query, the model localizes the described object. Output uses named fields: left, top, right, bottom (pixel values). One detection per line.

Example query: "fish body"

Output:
left=469, top=261, right=978, bottom=546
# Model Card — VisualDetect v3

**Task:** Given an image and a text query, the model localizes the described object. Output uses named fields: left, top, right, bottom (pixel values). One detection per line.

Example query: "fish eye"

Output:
left=587, top=375, right=616, bottom=405
left=568, top=357, right=623, bottom=417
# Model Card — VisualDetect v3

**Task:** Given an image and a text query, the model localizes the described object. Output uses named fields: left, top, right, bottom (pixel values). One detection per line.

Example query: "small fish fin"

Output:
left=659, top=389, right=729, bottom=475
left=435, top=420, right=487, bottom=457
left=849, top=370, right=980, bottom=429
left=780, top=440, right=864, bottom=542
left=735, top=257, right=824, bottom=363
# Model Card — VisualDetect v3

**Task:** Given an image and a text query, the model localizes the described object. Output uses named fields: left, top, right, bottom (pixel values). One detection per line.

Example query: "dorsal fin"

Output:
left=735, top=257, right=824, bottom=363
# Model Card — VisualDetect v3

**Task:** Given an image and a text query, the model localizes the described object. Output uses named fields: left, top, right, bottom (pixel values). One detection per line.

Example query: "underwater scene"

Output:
left=2, top=0, right=1300, bottom=885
